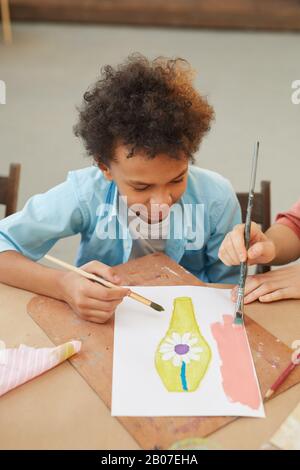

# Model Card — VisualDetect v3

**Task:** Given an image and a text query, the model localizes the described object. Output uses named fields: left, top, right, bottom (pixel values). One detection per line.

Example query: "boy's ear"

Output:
left=97, top=161, right=113, bottom=181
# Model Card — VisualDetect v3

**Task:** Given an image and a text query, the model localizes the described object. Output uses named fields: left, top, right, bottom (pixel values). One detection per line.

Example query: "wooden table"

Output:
left=0, top=253, right=300, bottom=450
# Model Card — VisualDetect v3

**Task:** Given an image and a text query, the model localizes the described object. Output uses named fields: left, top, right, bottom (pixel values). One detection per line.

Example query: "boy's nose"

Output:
left=150, top=192, right=172, bottom=207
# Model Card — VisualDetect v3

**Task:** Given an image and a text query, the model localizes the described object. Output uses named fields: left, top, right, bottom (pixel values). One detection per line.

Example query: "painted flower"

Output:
left=159, top=332, right=203, bottom=367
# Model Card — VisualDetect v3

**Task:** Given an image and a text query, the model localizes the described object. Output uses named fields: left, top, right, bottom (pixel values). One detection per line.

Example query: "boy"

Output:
left=218, top=199, right=300, bottom=303
left=0, top=54, right=241, bottom=323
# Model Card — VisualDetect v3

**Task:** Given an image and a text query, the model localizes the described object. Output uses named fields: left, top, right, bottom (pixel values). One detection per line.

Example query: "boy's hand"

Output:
left=218, top=222, right=276, bottom=266
left=231, top=265, right=300, bottom=304
left=59, top=260, right=130, bottom=323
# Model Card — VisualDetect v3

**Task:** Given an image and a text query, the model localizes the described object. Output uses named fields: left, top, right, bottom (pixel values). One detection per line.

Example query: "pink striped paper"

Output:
left=0, top=340, right=81, bottom=397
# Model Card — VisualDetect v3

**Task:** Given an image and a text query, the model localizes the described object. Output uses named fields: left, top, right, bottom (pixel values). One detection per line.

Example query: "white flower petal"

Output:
left=173, top=355, right=182, bottom=367
left=165, top=337, right=175, bottom=345
left=159, top=344, right=174, bottom=353
left=172, top=332, right=181, bottom=345
left=190, top=346, right=203, bottom=354
left=183, top=351, right=191, bottom=361
left=188, top=337, right=199, bottom=346
left=162, top=351, right=175, bottom=361
left=182, top=332, right=191, bottom=344
left=190, top=353, right=200, bottom=361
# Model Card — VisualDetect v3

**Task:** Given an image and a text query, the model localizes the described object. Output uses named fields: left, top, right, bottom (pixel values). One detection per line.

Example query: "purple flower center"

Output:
left=174, top=343, right=190, bottom=355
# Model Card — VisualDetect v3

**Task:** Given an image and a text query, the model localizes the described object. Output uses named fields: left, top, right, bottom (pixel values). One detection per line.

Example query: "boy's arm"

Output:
left=0, top=250, right=66, bottom=300
left=0, top=175, right=86, bottom=297
left=0, top=175, right=129, bottom=323
left=0, top=176, right=87, bottom=260
left=0, top=250, right=128, bottom=323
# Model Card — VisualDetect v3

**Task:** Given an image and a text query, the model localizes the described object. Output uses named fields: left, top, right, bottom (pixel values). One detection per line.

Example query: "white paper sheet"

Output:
left=112, top=285, right=265, bottom=417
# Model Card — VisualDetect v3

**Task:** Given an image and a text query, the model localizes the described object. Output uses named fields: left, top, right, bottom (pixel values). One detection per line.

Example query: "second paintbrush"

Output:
left=234, top=141, right=260, bottom=325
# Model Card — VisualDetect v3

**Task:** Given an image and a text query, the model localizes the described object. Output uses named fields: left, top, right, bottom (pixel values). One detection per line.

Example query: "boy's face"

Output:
left=98, top=144, right=189, bottom=223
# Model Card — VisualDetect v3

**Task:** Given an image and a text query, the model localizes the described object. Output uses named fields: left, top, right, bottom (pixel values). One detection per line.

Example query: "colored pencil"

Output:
left=265, top=354, right=300, bottom=399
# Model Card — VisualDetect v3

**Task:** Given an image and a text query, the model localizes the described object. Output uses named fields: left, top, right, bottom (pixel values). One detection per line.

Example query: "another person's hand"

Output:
left=59, top=260, right=130, bottom=323
left=231, top=264, right=300, bottom=304
left=218, top=222, right=276, bottom=266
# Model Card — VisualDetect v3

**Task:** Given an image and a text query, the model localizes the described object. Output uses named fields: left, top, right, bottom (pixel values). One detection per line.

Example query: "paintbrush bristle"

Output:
left=150, top=302, right=165, bottom=312
left=234, top=312, right=244, bottom=325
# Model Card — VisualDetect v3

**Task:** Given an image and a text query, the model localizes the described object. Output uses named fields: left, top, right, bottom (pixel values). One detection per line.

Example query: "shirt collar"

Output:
left=96, top=181, right=118, bottom=222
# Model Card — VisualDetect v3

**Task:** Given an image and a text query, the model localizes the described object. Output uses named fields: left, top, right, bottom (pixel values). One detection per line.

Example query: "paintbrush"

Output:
left=234, top=141, right=260, bottom=325
left=44, top=254, right=164, bottom=312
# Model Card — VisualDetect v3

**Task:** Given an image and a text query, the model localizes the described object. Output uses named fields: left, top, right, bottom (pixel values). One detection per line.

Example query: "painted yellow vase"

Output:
left=155, top=296, right=211, bottom=392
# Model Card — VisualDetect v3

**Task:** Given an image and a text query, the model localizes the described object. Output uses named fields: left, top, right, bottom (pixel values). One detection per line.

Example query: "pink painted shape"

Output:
left=211, top=314, right=261, bottom=410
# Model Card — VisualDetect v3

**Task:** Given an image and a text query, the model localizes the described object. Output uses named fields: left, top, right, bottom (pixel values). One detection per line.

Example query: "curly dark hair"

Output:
left=74, top=53, right=214, bottom=165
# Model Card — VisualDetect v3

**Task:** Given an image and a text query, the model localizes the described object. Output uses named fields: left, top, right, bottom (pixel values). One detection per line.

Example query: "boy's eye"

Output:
left=133, top=185, right=150, bottom=192
left=172, top=178, right=184, bottom=184
left=132, top=178, right=184, bottom=192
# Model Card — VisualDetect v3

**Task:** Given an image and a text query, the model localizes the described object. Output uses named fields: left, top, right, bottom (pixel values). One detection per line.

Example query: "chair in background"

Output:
left=1, top=0, right=12, bottom=44
left=0, top=163, right=21, bottom=217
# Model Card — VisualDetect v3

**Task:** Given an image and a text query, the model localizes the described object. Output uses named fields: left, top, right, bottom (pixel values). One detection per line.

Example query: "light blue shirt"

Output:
left=0, top=165, right=241, bottom=284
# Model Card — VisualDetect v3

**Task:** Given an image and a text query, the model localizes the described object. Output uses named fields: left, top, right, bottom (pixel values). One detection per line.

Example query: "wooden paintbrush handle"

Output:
left=44, top=254, right=116, bottom=289
left=129, top=291, right=151, bottom=306
left=44, top=254, right=156, bottom=309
